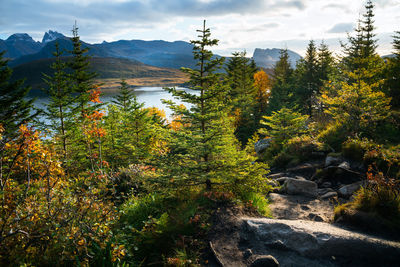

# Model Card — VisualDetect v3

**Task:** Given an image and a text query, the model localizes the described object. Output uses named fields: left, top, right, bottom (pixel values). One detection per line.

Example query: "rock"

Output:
left=321, top=191, right=338, bottom=199
left=283, top=178, right=318, bottom=197
left=338, top=181, right=365, bottom=198
left=243, top=248, right=252, bottom=259
left=325, top=155, right=342, bottom=167
left=307, top=213, right=324, bottom=221
left=287, top=163, right=320, bottom=179
left=338, top=161, right=350, bottom=170
left=317, top=188, right=334, bottom=195
left=250, top=255, right=279, bottom=267
left=255, top=138, right=272, bottom=155
left=275, top=177, right=289, bottom=185
left=268, top=173, right=286, bottom=179
left=312, top=166, right=363, bottom=186
left=243, top=218, right=400, bottom=266
left=267, top=180, right=279, bottom=187
left=295, top=176, right=306, bottom=180
left=321, top=182, right=332, bottom=188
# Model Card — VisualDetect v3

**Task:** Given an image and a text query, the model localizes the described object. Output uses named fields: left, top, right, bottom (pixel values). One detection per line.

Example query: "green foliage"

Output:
left=225, top=51, right=259, bottom=144
left=0, top=51, right=37, bottom=140
left=384, top=31, right=400, bottom=109
left=240, top=192, right=271, bottom=217
left=268, top=49, right=295, bottom=112
left=273, top=135, right=326, bottom=167
left=41, top=42, right=74, bottom=159
left=335, top=169, right=400, bottom=232
left=259, top=107, right=309, bottom=148
left=318, top=121, right=348, bottom=152
left=117, top=191, right=213, bottom=265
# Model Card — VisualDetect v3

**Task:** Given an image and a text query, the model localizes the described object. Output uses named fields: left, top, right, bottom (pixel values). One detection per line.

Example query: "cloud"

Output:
left=327, top=22, right=354, bottom=33
left=322, top=3, right=351, bottom=13
left=230, top=23, right=280, bottom=33
left=0, top=0, right=307, bottom=40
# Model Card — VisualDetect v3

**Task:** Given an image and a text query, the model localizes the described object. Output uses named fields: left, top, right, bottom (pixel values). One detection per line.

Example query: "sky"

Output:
left=1, top=0, right=399, bottom=56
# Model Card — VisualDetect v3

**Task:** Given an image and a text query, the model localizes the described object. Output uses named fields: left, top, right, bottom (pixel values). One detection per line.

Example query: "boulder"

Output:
left=338, top=181, right=365, bottom=198
left=243, top=218, right=400, bottom=266
left=254, top=138, right=272, bottom=155
left=317, top=188, right=335, bottom=195
left=250, top=255, right=279, bottom=267
left=320, top=191, right=338, bottom=199
left=325, top=155, right=342, bottom=167
left=283, top=178, right=318, bottom=197
left=338, top=161, right=350, bottom=170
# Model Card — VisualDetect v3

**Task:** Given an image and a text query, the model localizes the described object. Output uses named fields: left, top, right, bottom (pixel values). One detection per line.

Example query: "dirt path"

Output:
left=268, top=193, right=335, bottom=223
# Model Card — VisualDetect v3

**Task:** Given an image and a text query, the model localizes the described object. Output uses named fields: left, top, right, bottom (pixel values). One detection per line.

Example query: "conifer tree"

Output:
left=42, top=42, right=73, bottom=159
left=161, top=21, right=268, bottom=192
left=385, top=31, right=400, bottom=109
left=112, top=79, right=135, bottom=112
left=225, top=51, right=258, bottom=144
left=268, top=49, right=294, bottom=112
left=69, top=22, right=97, bottom=116
left=0, top=51, right=37, bottom=140
left=341, top=0, right=384, bottom=87
left=294, top=40, right=319, bottom=116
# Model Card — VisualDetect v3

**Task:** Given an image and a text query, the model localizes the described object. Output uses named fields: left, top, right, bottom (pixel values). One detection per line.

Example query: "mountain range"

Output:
left=2, top=30, right=302, bottom=68
left=2, top=30, right=303, bottom=89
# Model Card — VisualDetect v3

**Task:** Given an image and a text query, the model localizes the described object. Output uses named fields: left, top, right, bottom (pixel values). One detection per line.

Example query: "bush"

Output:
left=272, top=135, right=326, bottom=168
left=342, top=138, right=367, bottom=162
left=240, top=192, right=271, bottom=217
left=318, top=121, right=348, bottom=152
left=334, top=169, right=400, bottom=234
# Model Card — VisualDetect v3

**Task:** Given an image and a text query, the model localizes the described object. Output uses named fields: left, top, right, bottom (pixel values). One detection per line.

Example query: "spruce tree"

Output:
left=385, top=31, right=400, bottom=109
left=225, top=51, right=258, bottom=144
left=294, top=40, right=319, bottom=116
left=161, top=21, right=268, bottom=192
left=112, top=79, right=135, bottom=112
left=341, top=0, right=384, bottom=87
left=268, top=49, right=294, bottom=112
left=42, top=42, right=73, bottom=159
left=0, top=51, right=37, bottom=140
left=69, top=22, right=97, bottom=116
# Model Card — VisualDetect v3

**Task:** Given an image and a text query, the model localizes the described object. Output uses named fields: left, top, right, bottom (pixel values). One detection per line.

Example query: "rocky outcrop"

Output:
left=282, top=178, right=318, bottom=197
left=241, top=218, right=400, bottom=267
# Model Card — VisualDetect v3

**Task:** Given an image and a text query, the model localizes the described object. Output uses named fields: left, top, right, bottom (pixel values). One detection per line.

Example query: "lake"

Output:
left=32, top=87, right=192, bottom=121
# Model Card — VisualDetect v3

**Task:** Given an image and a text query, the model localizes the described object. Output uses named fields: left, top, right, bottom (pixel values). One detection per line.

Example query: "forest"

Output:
left=0, top=0, right=399, bottom=266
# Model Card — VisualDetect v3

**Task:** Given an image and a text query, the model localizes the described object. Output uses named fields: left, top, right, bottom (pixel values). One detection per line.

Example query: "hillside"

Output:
left=11, top=56, right=189, bottom=91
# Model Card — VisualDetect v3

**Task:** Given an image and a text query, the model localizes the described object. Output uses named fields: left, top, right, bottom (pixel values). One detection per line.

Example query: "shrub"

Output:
left=272, top=135, right=326, bottom=168
left=240, top=192, right=272, bottom=217
left=318, top=121, right=348, bottom=152
left=342, top=138, right=367, bottom=162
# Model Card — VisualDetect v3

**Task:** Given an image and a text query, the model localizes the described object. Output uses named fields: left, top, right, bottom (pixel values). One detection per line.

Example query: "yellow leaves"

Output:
left=77, top=238, right=85, bottom=246
left=253, top=70, right=271, bottom=104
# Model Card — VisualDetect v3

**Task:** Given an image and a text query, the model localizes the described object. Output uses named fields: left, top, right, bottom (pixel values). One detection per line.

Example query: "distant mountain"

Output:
left=42, top=30, right=66, bottom=43
left=9, top=38, right=108, bottom=67
left=94, top=40, right=196, bottom=69
left=0, top=33, right=42, bottom=58
left=252, top=48, right=302, bottom=69
left=11, top=57, right=188, bottom=91
left=10, top=37, right=197, bottom=69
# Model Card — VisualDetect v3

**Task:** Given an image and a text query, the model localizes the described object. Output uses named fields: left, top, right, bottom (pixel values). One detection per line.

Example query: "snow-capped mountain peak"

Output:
left=42, top=30, right=65, bottom=43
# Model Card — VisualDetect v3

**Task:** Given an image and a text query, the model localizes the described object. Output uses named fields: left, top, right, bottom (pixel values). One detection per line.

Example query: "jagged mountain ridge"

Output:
left=3, top=30, right=302, bottom=70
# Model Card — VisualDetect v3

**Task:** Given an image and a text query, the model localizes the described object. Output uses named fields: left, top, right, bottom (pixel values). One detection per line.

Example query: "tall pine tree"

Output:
left=42, top=42, right=73, bottom=159
left=160, top=21, right=268, bottom=192
left=268, top=48, right=294, bottom=113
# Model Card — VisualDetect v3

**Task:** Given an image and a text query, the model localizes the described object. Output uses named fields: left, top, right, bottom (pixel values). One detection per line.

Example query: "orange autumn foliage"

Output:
left=254, top=70, right=271, bottom=105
